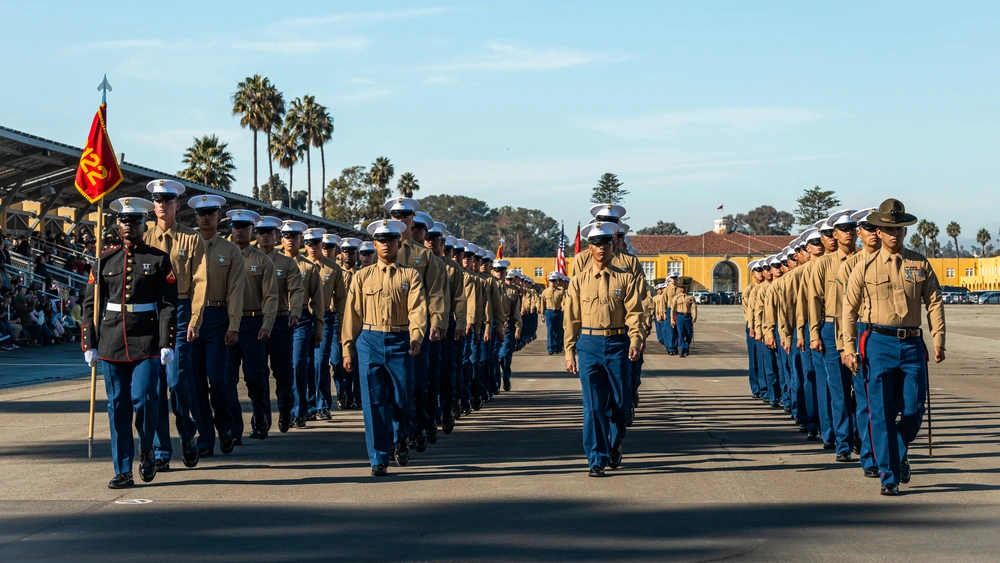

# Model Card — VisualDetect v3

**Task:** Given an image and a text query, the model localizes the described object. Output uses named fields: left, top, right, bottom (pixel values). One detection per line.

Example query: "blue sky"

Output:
left=3, top=1, right=999, bottom=248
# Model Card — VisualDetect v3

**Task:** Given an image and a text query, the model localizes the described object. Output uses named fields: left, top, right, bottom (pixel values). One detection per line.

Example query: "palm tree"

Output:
left=916, top=219, right=930, bottom=254
left=178, top=135, right=236, bottom=191
left=396, top=172, right=419, bottom=198
left=369, top=157, right=395, bottom=204
left=908, top=233, right=923, bottom=251
left=926, top=221, right=939, bottom=257
left=946, top=221, right=961, bottom=273
left=286, top=95, right=334, bottom=215
left=261, top=82, right=286, bottom=182
left=269, top=123, right=302, bottom=209
left=314, top=106, right=334, bottom=217
left=976, top=228, right=991, bottom=256
left=231, top=75, right=268, bottom=199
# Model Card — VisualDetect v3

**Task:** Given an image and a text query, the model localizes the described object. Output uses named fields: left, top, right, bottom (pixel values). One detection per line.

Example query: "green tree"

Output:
left=908, top=233, right=923, bottom=251
left=231, top=75, right=269, bottom=199
left=977, top=228, right=991, bottom=256
left=720, top=214, right=749, bottom=234
left=324, top=165, right=383, bottom=225
left=946, top=221, right=961, bottom=260
left=916, top=219, right=931, bottom=254
left=178, top=135, right=236, bottom=191
left=259, top=174, right=287, bottom=205
left=420, top=194, right=495, bottom=242
left=590, top=173, right=628, bottom=207
left=734, top=205, right=795, bottom=235
left=636, top=221, right=687, bottom=235
left=794, top=186, right=840, bottom=228
left=261, top=81, right=285, bottom=181
left=925, top=221, right=939, bottom=256
left=269, top=122, right=303, bottom=209
left=314, top=107, right=334, bottom=217
left=369, top=156, right=395, bottom=203
left=396, top=172, right=420, bottom=198
left=493, top=206, right=560, bottom=256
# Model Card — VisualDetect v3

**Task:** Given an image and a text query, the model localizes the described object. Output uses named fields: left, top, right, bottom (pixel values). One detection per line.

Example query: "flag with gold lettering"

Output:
left=74, top=103, right=123, bottom=203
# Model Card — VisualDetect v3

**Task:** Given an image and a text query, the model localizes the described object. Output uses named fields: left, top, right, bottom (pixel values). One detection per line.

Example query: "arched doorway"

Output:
left=712, top=260, right=739, bottom=293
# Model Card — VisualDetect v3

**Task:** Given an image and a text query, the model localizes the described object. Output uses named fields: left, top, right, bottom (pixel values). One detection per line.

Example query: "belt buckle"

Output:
left=603, top=329, right=612, bottom=337
left=896, top=328, right=906, bottom=339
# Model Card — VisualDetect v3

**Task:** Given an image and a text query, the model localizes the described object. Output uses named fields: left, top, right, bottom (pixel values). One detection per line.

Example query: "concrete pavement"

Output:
left=1, top=307, right=998, bottom=562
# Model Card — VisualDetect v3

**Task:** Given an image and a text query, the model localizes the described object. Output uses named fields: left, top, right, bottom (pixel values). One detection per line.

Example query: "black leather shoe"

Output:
left=306, top=412, right=318, bottom=421
left=249, top=424, right=268, bottom=440
left=806, top=431, right=820, bottom=441
left=233, top=438, right=243, bottom=446
left=900, top=457, right=911, bottom=484
left=836, top=452, right=852, bottom=463
left=182, top=440, right=199, bottom=468
left=337, top=396, right=348, bottom=410
left=442, top=416, right=455, bottom=434
left=394, top=441, right=409, bottom=467
left=863, top=467, right=879, bottom=478
left=472, top=396, right=483, bottom=411
left=278, top=415, right=291, bottom=433
left=853, top=436, right=862, bottom=455
left=798, top=424, right=807, bottom=433
left=609, top=445, right=623, bottom=469
left=761, top=397, right=771, bottom=404
left=197, top=447, right=214, bottom=458
left=880, top=483, right=899, bottom=496
left=371, top=464, right=388, bottom=477
left=155, top=459, right=170, bottom=472
left=462, top=400, right=472, bottom=415
left=138, top=450, right=157, bottom=483
left=783, top=405, right=792, bottom=413
left=108, top=472, right=134, bottom=489
left=414, top=431, right=428, bottom=452
left=503, top=381, right=511, bottom=392
left=626, top=405, right=636, bottom=427
left=426, top=426, right=438, bottom=444
left=219, top=431, right=235, bottom=455
left=293, top=417, right=307, bottom=428
left=823, top=441, right=836, bottom=450
left=752, top=392, right=762, bottom=399
left=319, top=409, right=332, bottom=421
left=588, top=466, right=605, bottom=478
left=632, top=388, right=640, bottom=407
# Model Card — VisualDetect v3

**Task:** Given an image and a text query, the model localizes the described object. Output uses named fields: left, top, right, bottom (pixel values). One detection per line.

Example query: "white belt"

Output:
left=107, top=303, right=157, bottom=313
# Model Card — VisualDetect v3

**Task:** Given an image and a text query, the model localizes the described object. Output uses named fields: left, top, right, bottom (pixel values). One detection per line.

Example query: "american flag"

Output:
left=556, top=223, right=567, bottom=276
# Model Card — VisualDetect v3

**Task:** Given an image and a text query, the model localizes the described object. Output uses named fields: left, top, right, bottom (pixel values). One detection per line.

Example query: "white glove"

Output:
left=84, top=349, right=98, bottom=367
left=160, top=347, right=175, bottom=366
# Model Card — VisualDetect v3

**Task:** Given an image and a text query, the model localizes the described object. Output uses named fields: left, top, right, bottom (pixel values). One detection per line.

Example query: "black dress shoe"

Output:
left=588, top=466, right=605, bottom=478
left=836, top=452, right=852, bottom=463
left=197, top=447, right=214, bottom=458
left=426, top=426, right=438, bottom=444
left=219, top=431, right=235, bottom=455
left=900, top=457, right=911, bottom=484
left=371, top=464, right=388, bottom=477
left=337, top=396, right=348, bottom=410
left=472, top=396, right=483, bottom=411
left=413, top=432, right=428, bottom=452
left=752, top=392, right=762, bottom=399
left=783, top=405, right=792, bottom=413
left=278, top=415, right=291, bottom=433
left=770, top=401, right=781, bottom=408
left=632, top=388, right=640, bottom=407
left=138, top=450, right=157, bottom=483
left=806, top=431, right=820, bottom=441
left=503, top=381, right=511, bottom=392
left=306, top=412, right=318, bottom=422
left=182, top=440, right=199, bottom=468
left=853, top=436, right=862, bottom=455
left=609, top=445, right=623, bottom=469
left=108, top=472, right=134, bottom=489
left=293, top=417, right=307, bottom=428
left=823, top=441, right=836, bottom=450
left=626, top=405, right=635, bottom=427
left=155, top=459, right=170, bottom=472
left=319, top=408, right=332, bottom=420
left=798, top=424, right=807, bottom=433
left=762, top=397, right=772, bottom=404
left=233, top=438, right=243, bottom=446
left=863, top=467, right=879, bottom=478
left=249, top=425, right=268, bottom=440
left=394, top=441, right=410, bottom=467
left=442, top=416, right=455, bottom=434
left=880, top=483, right=899, bottom=496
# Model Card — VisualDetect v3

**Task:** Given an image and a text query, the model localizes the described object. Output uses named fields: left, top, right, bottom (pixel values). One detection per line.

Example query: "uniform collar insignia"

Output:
left=143, top=263, right=151, bottom=271
left=218, top=255, right=225, bottom=264
left=324, top=274, right=330, bottom=281
left=276, top=269, right=283, bottom=276
left=415, top=257, right=421, bottom=265
left=401, top=280, right=409, bottom=291
left=250, top=265, right=257, bottom=273
left=178, top=248, right=186, bottom=257
left=614, top=288, right=622, bottom=297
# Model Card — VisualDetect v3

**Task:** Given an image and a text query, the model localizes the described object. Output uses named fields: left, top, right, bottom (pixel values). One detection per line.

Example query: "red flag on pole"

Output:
left=74, top=103, right=123, bottom=203
left=573, top=222, right=581, bottom=255
left=497, top=238, right=504, bottom=260
left=556, top=224, right=567, bottom=275
left=717, top=204, right=723, bottom=210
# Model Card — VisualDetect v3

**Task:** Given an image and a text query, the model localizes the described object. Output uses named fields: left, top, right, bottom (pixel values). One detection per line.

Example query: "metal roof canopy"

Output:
left=0, top=125, right=365, bottom=237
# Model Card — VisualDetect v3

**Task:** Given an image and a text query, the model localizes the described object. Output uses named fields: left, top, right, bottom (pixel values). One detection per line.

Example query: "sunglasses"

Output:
left=834, top=224, right=857, bottom=232
left=373, top=236, right=400, bottom=242
left=255, top=227, right=276, bottom=235
left=117, top=215, right=144, bottom=225
left=194, top=208, right=219, bottom=216
left=281, top=232, right=301, bottom=239
left=151, top=195, right=177, bottom=203
left=589, top=238, right=613, bottom=245
left=229, top=222, right=254, bottom=229
left=322, top=244, right=338, bottom=249
left=390, top=211, right=414, bottom=219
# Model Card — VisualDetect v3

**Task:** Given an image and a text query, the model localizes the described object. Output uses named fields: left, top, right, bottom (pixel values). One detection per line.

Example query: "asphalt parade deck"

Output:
left=1, top=307, right=999, bottom=562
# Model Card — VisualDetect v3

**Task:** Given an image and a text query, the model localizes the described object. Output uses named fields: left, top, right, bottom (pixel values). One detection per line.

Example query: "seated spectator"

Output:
left=13, top=294, right=41, bottom=347
left=0, top=291, right=18, bottom=350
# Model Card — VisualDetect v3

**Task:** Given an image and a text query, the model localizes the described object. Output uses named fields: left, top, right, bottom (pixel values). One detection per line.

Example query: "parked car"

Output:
left=979, top=292, right=1000, bottom=304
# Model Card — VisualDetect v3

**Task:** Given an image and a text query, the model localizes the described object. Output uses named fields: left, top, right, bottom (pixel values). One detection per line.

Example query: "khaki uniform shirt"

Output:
left=202, top=233, right=245, bottom=332
left=463, top=268, right=482, bottom=329
left=144, top=221, right=207, bottom=329
left=752, top=279, right=772, bottom=336
left=486, top=275, right=506, bottom=328
left=808, top=248, right=855, bottom=341
left=267, top=250, right=305, bottom=318
left=795, top=257, right=822, bottom=342
left=309, top=255, right=347, bottom=318
left=400, top=238, right=446, bottom=330
left=441, top=258, right=469, bottom=333
left=288, top=252, right=324, bottom=332
left=671, top=293, right=697, bottom=322
left=843, top=247, right=945, bottom=353
left=777, top=269, right=806, bottom=345
left=741, top=283, right=756, bottom=326
left=342, top=261, right=428, bottom=357
left=342, top=266, right=356, bottom=293
left=542, top=286, right=564, bottom=311
left=833, top=249, right=872, bottom=351
left=502, top=282, right=523, bottom=337
left=563, top=265, right=645, bottom=361
left=239, top=246, right=279, bottom=331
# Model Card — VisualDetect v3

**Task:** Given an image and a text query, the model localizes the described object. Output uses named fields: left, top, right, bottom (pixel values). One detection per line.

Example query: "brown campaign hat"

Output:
left=865, top=198, right=918, bottom=228
left=677, top=276, right=693, bottom=287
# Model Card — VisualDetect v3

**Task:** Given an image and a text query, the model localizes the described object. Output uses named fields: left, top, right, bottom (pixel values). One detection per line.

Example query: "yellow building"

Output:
left=960, top=256, right=1000, bottom=291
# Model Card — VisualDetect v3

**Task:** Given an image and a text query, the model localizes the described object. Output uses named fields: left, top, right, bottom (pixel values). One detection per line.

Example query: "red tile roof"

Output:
left=632, top=231, right=795, bottom=256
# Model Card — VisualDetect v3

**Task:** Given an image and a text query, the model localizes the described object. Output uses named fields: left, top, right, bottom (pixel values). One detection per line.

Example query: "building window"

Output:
left=641, top=261, right=655, bottom=282
left=946, top=268, right=955, bottom=279
left=534, top=267, right=544, bottom=277
left=512, top=267, right=522, bottom=275
left=667, top=261, right=683, bottom=277
left=966, top=268, right=975, bottom=277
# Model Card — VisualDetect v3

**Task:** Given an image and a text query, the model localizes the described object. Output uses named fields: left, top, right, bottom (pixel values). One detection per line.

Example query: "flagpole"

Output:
left=87, top=198, right=103, bottom=458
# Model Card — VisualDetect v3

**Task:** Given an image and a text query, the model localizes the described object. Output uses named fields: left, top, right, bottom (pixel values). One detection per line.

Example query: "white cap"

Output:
left=280, top=220, right=309, bottom=234
left=187, top=194, right=226, bottom=211
left=477, top=248, right=490, bottom=259
left=825, top=209, right=857, bottom=228
left=581, top=221, right=621, bottom=240
left=590, top=203, right=626, bottom=222
left=444, top=236, right=458, bottom=248
left=506, top=270, right=518, bottom=279
left=110, top=197, right=154, bottom=215
left=464, top=243, right=480, bottom=255
left=367, top=219, right=406, bottom=238
left=339, top=237, right=361, bottom=249
left=146, top=179, right=185, bottom=197
left=413, top=212, right=434, bottom=228
left=851, top=207, right=878, bottom=224
left=383, top=196, right=420, bottom=214
left=359, top=241, right=375, bottom=253
left=256, top=215, right=283, bottom=229
left=668, top=272, right=679, bottom=278
left=302, top=227, right=327, bottom=242
left=815, top=219, right=832, bottom=232
left=430, top=221, right=447, bottom=235
left=454, top=239, right=468, bottom=251
left=321, top=233, right=342, bottom=246
left=623, top=235, right=632, bottom=244
left=619, top=222, right=630, bottom=235
left=493, top=259, right=511, bottom=269
left=748, top=260, right=759, bottom=270
left=767, top=256, right=781, bottom=267
left=802, top=228, right=822, bottom=244
left=226, top=209, right=261, bottom=225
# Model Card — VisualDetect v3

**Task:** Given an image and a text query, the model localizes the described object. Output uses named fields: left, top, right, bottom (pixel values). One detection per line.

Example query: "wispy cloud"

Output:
left=328, top=78, right=398, bottom=104
left=272, top=7, right=457, bottom=33
left=422, top=76, right=457, bottom=85
left=573, top=108, right=848, bottom=140
left=417, top=41, right=631, bottom=72
left=69, top=36, right=368, bottom=56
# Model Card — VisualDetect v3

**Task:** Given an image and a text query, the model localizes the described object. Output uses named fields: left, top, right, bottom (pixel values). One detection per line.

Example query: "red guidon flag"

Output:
left=74, top=103, right=123, bottom=203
